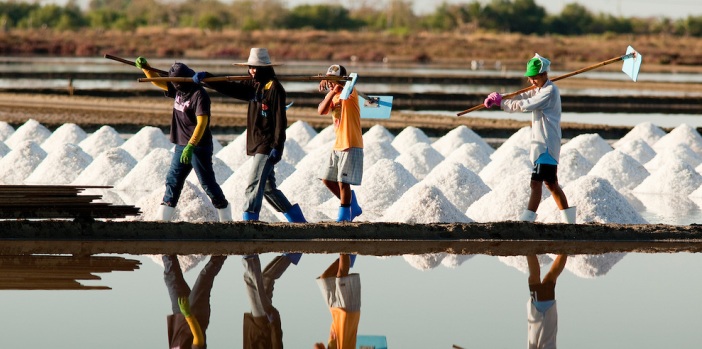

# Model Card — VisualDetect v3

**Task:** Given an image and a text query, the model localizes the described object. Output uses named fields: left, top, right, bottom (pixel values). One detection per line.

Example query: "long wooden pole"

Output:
left=456, top=52, right=637, bottom=116
left=137, top=75, right=352, bottom=83
left=103, top=54, right=168, bottom=76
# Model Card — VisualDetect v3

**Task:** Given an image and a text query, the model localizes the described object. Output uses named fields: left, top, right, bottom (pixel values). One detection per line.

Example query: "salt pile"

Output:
left=391, top=126, right=431, bottom=153
left=588, top=150, right=649, bottom=191
left=0, top=140, right=46, bottom=184
left=362, top=139, right=401, bottom=171
left=72, top=147, right=137, bottom=186
left=478, top=145, right=531, bottom=189
left=394, top=143, right=444, bottom=180
left=499, top=255, right=552, bottom=274
left=363, top=124, right=395, bottom=143
left=465, top=169, right=533, bottom=222
left=561, top=133, right=613, bottom=165
left=220, top=157, right=279, bottom=222
left=115, top=148, right=172, bottom=192
left=612, top=122, right=666, bottom=148
left=303, top=125, right=335, bottom=152
left=645, top=143, right=702, bottom=172
left=441, top=143, right=491, bottom=174
left=79, top=125, right=125, bottom=159
left=133, top=180, right=218, bottom=222
left=282, top=138, right=306, bottom=166
left=215, top=133, right=248, bottom=170
left=120, top=126, right=171, bottom=160
left=148, top=254, right=206, bottom=273
left=0, top=121, right=13, bottom=141
left=5, top=119, right=51, bottom=149
left=25, top=143, right=92, bottom=185
left=295, top=140, right=335, bottom=171
left=185, top=156, right=233, bottom=186
left=0, top=141, right=9, bottom=158
left=564, top=254, right=626, bottom=278
left=403, top=253, right=447, bottom=271
left=432, top=125, right=494, bottom=157
left=278, top=165, right=334, bottom=221
left=614, top=139, right=656, bottom=165
left=537, top=176, right=646, bottom=224
left=634, top=159, right=702, bottom=195
left=652, top=123, right=702, bottom=153
left=356, top=159, right=418, bottom=221
left=491, top=126, right=530, bottom=160
left=41, top=123, right=87, bottom=154
left=378, top=183, right=472, bottom=223
left=286, top=120, right=317, bottom=148
left=441, top=254, right=474, bottom=268
left=422, top=161, right=490, bottom=212
left=557, top=148, right=592, bottom=185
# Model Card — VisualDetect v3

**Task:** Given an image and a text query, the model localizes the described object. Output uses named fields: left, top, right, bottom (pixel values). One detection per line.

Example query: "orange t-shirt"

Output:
left=327, top=308, right=361, bottom=349
left=331, top=88, right=363, bottom=151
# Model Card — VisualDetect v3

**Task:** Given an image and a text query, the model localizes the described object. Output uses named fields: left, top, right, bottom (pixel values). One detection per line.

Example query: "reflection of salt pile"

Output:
left=614, top=139, right=656, bottom=165
left=588, top=150, right=649, bottom=191
left=499, top=255, right=552, bottom=274
left=41, top=123, right=87, bottom=153
left=442, top=143, right=491, bottom=173
left=5, top=119, right=51, bottom=149
left=379, top=183, right=472, bottom=223
left=133, top=181, right=217, bottom=222
left=479, top=146, right=531, bottom=189
left=0, top=140, right=46, bottom=184
left=634, top=159, right=702, bottom=195
left=72, top=147, right=137, bottom=186
left=356, top=159, right=418, bottom=221
left=215, top=133, right=247, bottom=170
left=422, top=161, right=490, bottom=212
left=0, top=121, right=13, bottom=141
left=286, top=120, right=317, bottom=148
left=120, top=126, right=171, bottom=160
left=561, top=133, right=612, bottom=165
left=645, top=144, right=702, bottom=172
left=391, top=126, right=430, bottom=153
left=79, top=125, right=125, bottom=158
left=25, top=143, right=92, bottom=184
left=403, top=253, right=447, bottom=271
left=652, top=123, right=702, bottom=153
left=612, top=122, right=666, bottom=148
left=363, top=124, right=395, bottom=143
left=558, top=148, right=592, bottom=185
left=441, top=254, right=474, bottom=268
left=564, top=253, right=626, bottom=279
left=537, top=176, right=647, bottom=224
left=394, top=143, right=444, bottom=180
left=115, top=148, right=171, bottom=192
left=466, top=169, right=532, bottom=222
left=149, top=255, right=206, bottom=273
left=0, top=141, right=9, bottom=157
left=363, top=140, right=400, bottom=171
left=432, top=125, right=494, bottom=157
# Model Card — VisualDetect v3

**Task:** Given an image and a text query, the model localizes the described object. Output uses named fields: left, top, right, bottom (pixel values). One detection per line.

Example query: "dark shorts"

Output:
left=531, top=163, right=558, bottom=184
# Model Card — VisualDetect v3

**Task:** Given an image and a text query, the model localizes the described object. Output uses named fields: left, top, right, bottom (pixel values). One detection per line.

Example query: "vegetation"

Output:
left=1, top=0, right=702, bottom=36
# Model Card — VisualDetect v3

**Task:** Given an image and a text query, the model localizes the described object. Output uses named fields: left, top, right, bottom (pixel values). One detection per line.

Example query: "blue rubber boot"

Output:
left=350, top=190, right=362, bottom=221
left=337, top=206, right=352, bottom=222
left=243, top=211, right=259, bottom=221
left=283, top=252, right=302, bottom=265
left=283, top=203, right=307, bottom=223
left=349, top=254, right=357, bottom=268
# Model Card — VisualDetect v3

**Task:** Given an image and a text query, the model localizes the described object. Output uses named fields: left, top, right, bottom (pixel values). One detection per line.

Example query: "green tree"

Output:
left=284, top=4, right=362, bottom=30
left=547, top=3, right=593, bottom=35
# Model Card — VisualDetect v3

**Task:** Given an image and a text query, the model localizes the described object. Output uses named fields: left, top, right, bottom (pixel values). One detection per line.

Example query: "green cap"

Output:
left=524, top=53, right=550, bottom=77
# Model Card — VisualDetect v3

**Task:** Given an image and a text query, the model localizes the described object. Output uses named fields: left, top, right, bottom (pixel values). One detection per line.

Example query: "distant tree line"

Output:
left=2, top=0, right=702, bottom=36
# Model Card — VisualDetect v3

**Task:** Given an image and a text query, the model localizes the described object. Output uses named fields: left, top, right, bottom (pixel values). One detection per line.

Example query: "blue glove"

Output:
left=135, top=56, right=149, bottom=69
left=180, top=144, right=194, bottom=164
left=192, top=72, right=207, bottom=84
left=269, top=148, right=282, bottom=164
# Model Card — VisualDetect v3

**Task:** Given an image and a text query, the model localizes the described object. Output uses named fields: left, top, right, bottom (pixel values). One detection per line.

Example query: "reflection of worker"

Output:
left=242, top=253, right=300, bottom=348
left=526, top=254, right=567, bottom=349
left=163, top=255, right=227, bottom=349
left=313, top=254, right=360, bottom=349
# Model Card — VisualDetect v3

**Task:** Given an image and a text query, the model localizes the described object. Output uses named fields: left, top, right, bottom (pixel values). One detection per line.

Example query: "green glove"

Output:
left=180, top=144, right=194, bottom=164
left=135, top=56, right=149, bottom=69
left=178, top=297, right=191, bottom=317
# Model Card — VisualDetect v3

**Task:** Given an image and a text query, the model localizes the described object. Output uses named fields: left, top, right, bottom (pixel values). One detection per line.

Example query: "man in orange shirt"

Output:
left=318, top=64, right=364, bottom=222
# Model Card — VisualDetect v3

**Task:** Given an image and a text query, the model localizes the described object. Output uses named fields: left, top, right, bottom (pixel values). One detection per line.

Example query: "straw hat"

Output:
left=234, top=48, right=281, bottom=67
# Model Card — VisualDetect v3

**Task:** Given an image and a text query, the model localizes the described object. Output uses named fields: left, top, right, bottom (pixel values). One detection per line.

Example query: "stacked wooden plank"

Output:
left=0, top=185, right=141, bottom=220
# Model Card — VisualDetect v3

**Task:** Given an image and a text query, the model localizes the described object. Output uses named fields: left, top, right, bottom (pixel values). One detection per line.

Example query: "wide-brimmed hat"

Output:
left=524, top=53, right=550, bottom=77
left=234, top=48, right=281, bottom=67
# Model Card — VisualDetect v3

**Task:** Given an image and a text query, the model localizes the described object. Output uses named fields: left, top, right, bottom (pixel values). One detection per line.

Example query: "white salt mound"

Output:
left=0, top=141, right=9, bottom=158
left=537, top=175, right=647, bottom=224
left=115, top=148, right=172, bottom=192
left=652, top=123, right=702, bottom=153
left=0, top=140, right=47, bottom=184
left=588, top=150, right=649, bottom=191
left=614, top=139, right=656, bottom=165
left=645, top=143, right=702, bottom=172
left=442, top=143, right=491, bottom=174
left=5, top=119, right=52, bottom=149
left=286, top=120, right=317, bottom=148
left=466, top=169, right=533, bottom=222
left=423, top=161, right=490, bottom=212
left=0, top=121, right=14, bottom=141
left=25, top=143, right=92, bottom=185
left=363, top=124, right=395, bottom=144
left=378, top=183, right=472, bottom=223
left=278, top=165, right=334, bottom=221
left=356, top=159, right=418, bottom=221
left=391, top=126, right=431, bottom=153
left=403, top=253, right=447, bottom=271
left=612, top=122, right=666, bottom=148
left=478, top=145, right=531, bottom=189
left=41, top=123, right=87, bottom=154
left=79, top=125, right=125, bottom=159
left=215, top=133, right=248, bottom=171
left=185, top=156, right=234, bottom=186
left=394, top=143, right=444, bottom=180
left=565, top=254, right=626, bottom=279
left=120, top=126, right=171, bottom=160
left=441, top=254, right=474, bottom=268
left=362, top=139, right=400, bottom=172
left=280, top=138, right=306, bottom=166
left=132, top=180, right=218, bottom=222
left=295, top=140, right=334, bottom=171
left=432, top=125, right=494, bottom=157
left=557, top=148, right=593, bottom=185
left=634, top=159, right=702, bottom=195
left=72, top=147, right=137, bottom=186
left=561, top=133, right=613, bottom=165
left=220, top=157, right=280, bottom=223
left=491, top=126, right=530, bottom=160
left=304, top=125, right=336, bottom=152
left=148, top=254, right=206, bottom=273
